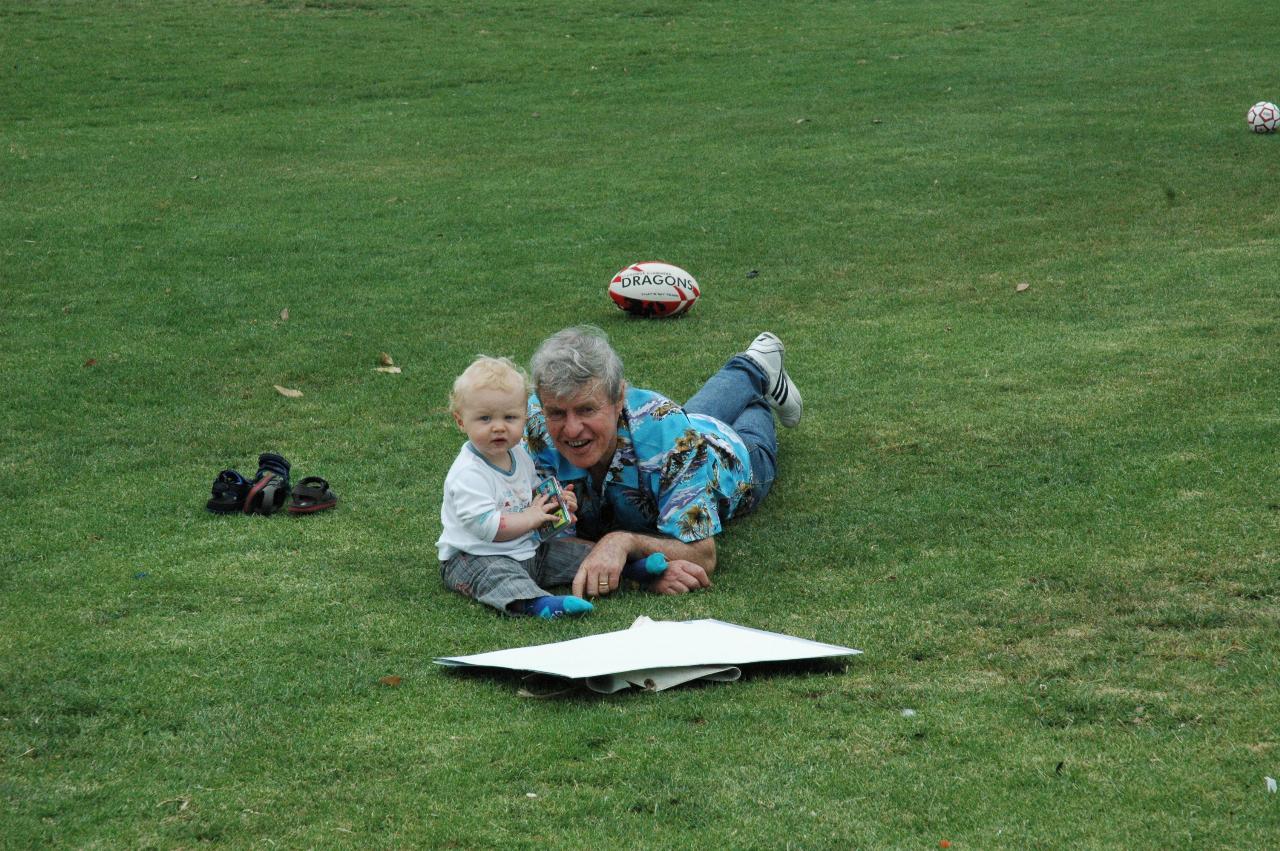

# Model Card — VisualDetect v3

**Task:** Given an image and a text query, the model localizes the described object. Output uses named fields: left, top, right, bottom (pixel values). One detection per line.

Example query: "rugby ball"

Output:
left=608, top=262, right=700, bottom=318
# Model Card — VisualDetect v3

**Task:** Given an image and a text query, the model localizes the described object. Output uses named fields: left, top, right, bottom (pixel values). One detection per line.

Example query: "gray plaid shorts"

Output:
left=440, top=537, right=593, bottom=615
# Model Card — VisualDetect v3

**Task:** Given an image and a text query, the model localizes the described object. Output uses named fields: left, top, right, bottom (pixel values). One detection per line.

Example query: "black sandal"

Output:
left=206, top=469, right=250, bottom=514
left=288, top=476, right=338, bottom=514
left=243, top=453, right=291, bottom=515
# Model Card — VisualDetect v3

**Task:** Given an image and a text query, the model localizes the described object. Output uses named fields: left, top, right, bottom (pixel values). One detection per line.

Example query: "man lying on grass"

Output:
left=525, top=325, right=803, bottom=598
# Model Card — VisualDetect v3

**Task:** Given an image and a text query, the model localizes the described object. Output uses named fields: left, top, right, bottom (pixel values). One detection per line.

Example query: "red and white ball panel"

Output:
left=1247, top=101, right=1279, bottom=133
left=608, top=262, right=701, bottom=318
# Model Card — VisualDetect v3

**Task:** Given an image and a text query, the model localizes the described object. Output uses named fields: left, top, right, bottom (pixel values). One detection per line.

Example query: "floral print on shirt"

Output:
left=525, top=387, right=753, bottom=543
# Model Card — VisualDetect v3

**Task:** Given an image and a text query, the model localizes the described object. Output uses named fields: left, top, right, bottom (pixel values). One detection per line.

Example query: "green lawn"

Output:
left=3, top=1, right=1279, bottom=847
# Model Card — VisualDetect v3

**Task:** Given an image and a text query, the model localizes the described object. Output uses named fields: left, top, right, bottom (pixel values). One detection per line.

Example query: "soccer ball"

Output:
left=1246, top=101, right=1279, bottom=133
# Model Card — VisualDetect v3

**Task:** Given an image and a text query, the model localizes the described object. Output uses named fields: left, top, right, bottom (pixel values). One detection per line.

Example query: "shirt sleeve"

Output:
left=524, top=394, right=558, bottom=475
left=653, top=422, right=723, bottom=543
left=446, top=465, right=503, bottom=542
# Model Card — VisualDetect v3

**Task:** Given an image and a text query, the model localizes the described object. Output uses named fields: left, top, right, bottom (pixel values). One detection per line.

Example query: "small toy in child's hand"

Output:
left=534, top=477, right=571, bottom=537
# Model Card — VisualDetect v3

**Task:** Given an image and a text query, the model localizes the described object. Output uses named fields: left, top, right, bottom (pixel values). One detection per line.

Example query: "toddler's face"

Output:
left=454, top=383, right=527, bottom=465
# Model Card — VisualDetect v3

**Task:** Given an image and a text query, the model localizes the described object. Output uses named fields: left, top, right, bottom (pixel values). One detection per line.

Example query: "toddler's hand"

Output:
left=523, top=493, right=560, bottom=525
left=560, top=484, right=578, bottom=522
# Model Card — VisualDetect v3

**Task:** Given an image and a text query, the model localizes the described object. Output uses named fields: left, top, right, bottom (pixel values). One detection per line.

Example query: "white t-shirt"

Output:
left=436, top=442, right=541, bottom=562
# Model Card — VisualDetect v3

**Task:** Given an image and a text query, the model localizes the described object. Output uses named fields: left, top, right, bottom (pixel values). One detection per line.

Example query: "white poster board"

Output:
left=436, top=616, right=861, bottom=693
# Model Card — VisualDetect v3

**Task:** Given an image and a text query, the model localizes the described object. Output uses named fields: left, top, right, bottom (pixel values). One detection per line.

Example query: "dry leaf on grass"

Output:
left=273, top=384, right=303, bottom=398
left=280, top=307, right=289, bottom=321
left=379, top=352, right=395, bottom=366
left=1015, top=282, right=1031, bottom=293
left=379, top=675, right=402, bottom=687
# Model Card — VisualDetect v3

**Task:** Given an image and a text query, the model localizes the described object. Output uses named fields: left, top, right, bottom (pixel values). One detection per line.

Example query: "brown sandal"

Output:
left=288, top=476, right=337, bottom=514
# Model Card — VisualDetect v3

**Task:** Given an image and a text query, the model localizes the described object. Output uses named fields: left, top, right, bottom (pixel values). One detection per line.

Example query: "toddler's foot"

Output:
left=524, top=595, right=594, bottom=619
left=622, top=553, right=668, bottom=582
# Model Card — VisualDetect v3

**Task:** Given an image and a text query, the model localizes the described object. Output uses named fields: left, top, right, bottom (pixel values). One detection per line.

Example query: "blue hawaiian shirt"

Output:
left=525, top=387, right=754, bottom=543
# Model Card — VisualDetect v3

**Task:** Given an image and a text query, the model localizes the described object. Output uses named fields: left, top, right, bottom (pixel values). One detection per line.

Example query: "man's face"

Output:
left=539, top=382, right=624, bottom=476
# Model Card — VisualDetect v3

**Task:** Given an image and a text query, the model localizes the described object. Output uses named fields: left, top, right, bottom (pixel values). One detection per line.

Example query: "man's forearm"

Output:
left=598, top=531, right=717, bottom=572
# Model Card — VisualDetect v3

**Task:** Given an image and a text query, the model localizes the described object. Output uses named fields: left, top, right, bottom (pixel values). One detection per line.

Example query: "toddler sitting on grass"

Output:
left=436, top=356, right=593, bottom=619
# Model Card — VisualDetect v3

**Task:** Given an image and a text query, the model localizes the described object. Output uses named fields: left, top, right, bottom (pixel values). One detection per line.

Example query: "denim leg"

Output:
left=685, top=354, right=765, bottom=424
left=732, top=404, right=777, bottom=510
left=685, top=355, right=778, bottom=511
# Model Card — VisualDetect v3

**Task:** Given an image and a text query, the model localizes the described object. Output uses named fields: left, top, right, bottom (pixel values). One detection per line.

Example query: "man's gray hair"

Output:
left=530, top=325, right=625, bottom=402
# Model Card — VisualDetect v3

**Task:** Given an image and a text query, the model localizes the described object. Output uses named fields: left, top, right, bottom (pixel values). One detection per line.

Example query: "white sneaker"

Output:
left=744, top=332, right=803, bottom=427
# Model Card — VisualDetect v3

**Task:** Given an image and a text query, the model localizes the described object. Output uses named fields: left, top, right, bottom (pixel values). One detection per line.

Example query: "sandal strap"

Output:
left=257, top=453, right=291, bottom=479
left=212, top=481, right=239, bottom=499
left=258, top=478, right=287, bottom=514
left=210, top=470, right=248, bottom=499
left=293, top=476, right=329, bottom=497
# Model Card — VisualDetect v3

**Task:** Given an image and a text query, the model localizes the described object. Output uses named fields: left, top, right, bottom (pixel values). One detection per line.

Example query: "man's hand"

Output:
left=573, top=532, right=715, bottom=597
left=648, top=559, right=712, bottom=595
left=572, top=534, right=629, bottom=598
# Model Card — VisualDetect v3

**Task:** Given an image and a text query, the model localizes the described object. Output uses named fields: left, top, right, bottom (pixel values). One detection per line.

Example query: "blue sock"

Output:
left=524, top=595, right=594, bottom=619
left=622, top=553, right=668, bottom=582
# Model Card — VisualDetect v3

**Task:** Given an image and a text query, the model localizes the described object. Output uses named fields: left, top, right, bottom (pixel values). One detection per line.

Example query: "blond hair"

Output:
left=448, top=355, right=530, bottom=413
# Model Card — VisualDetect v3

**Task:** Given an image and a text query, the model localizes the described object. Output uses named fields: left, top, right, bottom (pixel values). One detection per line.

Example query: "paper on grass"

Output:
left=435, top=616, right=861, bottom=692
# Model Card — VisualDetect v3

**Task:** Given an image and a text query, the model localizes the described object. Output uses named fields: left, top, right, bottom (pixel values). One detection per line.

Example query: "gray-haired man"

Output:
left=525, top=325, right=802, bottom=598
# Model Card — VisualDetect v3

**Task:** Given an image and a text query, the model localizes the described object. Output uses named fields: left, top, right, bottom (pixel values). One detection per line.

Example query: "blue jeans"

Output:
left=684, top=354, right=778, bottom=514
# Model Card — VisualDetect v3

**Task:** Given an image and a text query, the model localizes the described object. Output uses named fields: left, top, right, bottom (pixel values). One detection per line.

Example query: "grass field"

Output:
left=3, top=0, right=1279, bottom=847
